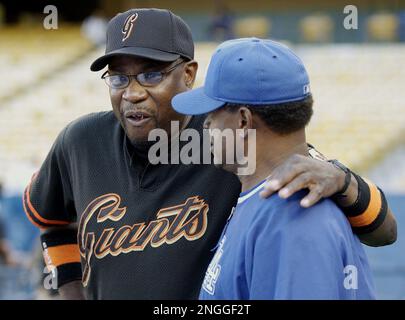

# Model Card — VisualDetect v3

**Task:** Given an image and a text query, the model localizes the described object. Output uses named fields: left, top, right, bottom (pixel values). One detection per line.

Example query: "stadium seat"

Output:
left=300, top=14, right=334, bottom=43
left=234, top=16, right=270, bottom=38
left=367, top=13, right=399, bottom=41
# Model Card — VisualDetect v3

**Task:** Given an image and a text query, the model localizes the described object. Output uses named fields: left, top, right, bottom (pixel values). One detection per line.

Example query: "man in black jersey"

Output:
left=24, top=8, right=396, bottom=299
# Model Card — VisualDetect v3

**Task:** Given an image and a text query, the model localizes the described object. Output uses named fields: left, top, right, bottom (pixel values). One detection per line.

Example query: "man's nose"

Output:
left=122, top=78, right=148, bottom=103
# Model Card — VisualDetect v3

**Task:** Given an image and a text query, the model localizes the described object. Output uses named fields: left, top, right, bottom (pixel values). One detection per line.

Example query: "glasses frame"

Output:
left=101, top=59, right=185, bottom=89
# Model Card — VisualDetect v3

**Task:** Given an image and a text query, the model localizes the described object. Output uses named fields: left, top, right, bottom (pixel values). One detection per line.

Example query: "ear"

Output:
left=183, top=60, right=198, bottom=88
left=235, top=107, right=253, bottom=139
left=238, top=107, right=253, bottom=130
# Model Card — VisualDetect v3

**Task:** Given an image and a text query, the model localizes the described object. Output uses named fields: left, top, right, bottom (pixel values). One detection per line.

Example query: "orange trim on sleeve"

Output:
left=348, top=181, right=381, bottom=228
left=23, top=187, right=46, bottom=229
left=24, top=172, right=71, bottom=227
left=43, top=244, right=81, bottom=268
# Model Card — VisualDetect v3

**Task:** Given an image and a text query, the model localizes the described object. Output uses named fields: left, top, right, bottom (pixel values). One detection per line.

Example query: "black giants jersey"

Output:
left=24, top=111, right=241, bottom=299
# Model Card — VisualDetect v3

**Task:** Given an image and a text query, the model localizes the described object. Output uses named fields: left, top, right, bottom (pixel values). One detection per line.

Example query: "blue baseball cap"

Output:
left=172, top=38, right=311, bottom=115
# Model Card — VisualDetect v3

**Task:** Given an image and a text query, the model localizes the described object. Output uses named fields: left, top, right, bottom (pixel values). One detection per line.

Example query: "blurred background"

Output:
left=0, top=0, right=404, bottom=299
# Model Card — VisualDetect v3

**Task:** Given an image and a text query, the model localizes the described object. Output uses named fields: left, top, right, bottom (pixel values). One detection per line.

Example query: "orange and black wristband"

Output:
left=41, top=228, right=82, bottom=288
left=338, top=173, right=388, bottom=234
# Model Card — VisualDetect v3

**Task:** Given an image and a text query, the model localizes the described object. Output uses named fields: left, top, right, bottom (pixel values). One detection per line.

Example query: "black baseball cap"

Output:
left=90, top=8, right=194, bottom=72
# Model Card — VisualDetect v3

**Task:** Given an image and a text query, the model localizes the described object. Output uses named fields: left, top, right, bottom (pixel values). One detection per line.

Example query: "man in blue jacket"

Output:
left=172, top=38, right=376, bottom=299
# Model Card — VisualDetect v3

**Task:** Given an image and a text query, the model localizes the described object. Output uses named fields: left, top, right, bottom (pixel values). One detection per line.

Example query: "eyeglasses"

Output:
left=101, top=60, right=185, bottom=89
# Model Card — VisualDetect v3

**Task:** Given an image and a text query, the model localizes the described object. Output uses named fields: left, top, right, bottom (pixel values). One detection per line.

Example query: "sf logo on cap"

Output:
left=122, top=13, right=138, bottom=42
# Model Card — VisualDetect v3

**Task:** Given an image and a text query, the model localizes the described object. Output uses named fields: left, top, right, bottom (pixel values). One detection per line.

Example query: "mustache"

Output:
left=121, top=104, right=157, bottom=117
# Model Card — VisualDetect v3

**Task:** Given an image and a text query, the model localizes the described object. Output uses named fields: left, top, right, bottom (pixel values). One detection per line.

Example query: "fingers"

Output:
left=300, top=186, right=324, bottom=208
left=259, top=153, right=339, bottom=207
left=275, top=172, right=326, bottom=208
left=278, top=173, right=312, bottom=199
left=260, top=154, right=309, bottom=198
left=259, top=179, right=281, bottom=198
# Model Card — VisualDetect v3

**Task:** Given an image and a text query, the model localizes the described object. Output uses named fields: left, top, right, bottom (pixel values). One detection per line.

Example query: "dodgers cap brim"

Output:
left=172, top=87, right=226, bottom=115
left=90, top=47, right=181, bottom=71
